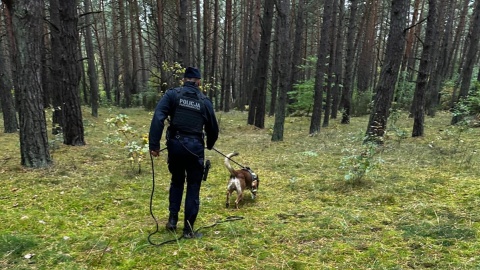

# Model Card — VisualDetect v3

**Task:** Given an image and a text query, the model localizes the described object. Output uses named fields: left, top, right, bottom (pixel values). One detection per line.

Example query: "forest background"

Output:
left=1, top=0, right=480, bottom=269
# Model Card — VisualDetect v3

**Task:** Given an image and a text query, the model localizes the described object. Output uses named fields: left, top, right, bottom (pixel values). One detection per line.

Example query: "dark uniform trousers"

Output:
left=166, top=134, right=204, bottom=231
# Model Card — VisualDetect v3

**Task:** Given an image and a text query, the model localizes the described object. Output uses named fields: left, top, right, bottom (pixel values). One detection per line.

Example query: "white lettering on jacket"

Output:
left=179, top=98, right=201, bottom=110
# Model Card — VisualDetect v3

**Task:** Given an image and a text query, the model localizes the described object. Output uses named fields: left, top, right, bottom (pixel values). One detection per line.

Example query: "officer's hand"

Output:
left=150, top=150, right=160, bottom=157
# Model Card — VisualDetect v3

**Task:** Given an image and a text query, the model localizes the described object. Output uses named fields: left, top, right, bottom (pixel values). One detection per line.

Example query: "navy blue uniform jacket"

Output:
left=149, top=82, right=219, bottom=151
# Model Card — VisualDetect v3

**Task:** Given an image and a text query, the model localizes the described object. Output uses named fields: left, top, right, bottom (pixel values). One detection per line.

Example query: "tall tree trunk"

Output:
left=129, top=0, right=138, bottom=102
left=240, top=0, right=250, bottom=108
left=452, top=0, right=480, bottom=124
left=288, top=0, right=305, bottom=110
left=331, top=0, right=345, bottom=120
left=211, top=0, right=219, bottom=108
left=84, top=0, right=99, bottom=117
left=178, top=0, right=188, bottom=65
left=412, top=0, right=437, bottom=137
left=0, top=30, right=18, bottom=133
left=426, top=0, right=450, bottom=117
left=119, top=0, right=132, bottom=107
left=323, top=0, right=339, bottom=127
left=244, top=0, right=261, bottom=110
left=447, top=0, right=469, bottom=79
left=133, top=0, right=147, bottom=93
left=340, top=0, right=359, bottom=124
left=100, top=0, right=112, bottom=102
left=271, top=0, right=291, bottom=141
left=309, top=1, right=334, bottom=134
left=356, top=0, right=377, bottom=93
left=156, top=0, right=166, bottom=92
left=248, top=0, right=275, bottom=128
left=59, top=0, right=85, bottom=145
left=7, top=0, right=52, bottom=167
left=203, top=0, right=211, bottom=86
left=269, top=16, right=280, bottom=116
left=49, top=0, right=64, bottom=134
left=408, top=0, right=426, bottom=81
left=195, top=0, right=201, bottom=67
left=41, top=21, right=51, bottom=109
left=365, top=0, right=409, bottom=143
left=112, top=0, right=121, bottom=105
left=222, top=0, right=233, bottom=112
left=401, top=0, right=421, bottom=74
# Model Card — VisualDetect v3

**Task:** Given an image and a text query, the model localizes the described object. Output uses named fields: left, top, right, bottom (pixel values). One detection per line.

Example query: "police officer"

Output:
left=149, top=67, right=219, bottom=239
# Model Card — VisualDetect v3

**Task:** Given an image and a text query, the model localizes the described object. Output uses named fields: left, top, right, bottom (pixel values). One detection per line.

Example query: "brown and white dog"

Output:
left=225, top=152, right=259, bottom=209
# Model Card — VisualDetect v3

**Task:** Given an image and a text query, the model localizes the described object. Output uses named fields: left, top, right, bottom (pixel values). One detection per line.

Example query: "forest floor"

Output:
left=1, top=107, right=480, bottom=269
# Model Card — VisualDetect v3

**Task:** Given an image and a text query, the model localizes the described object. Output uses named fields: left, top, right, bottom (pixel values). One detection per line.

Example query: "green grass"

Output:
left=1, top=107, right=480, bottom=269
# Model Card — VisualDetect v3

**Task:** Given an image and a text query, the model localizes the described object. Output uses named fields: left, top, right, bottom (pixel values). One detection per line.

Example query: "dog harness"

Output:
left=242, top=167, right=259, bottom=184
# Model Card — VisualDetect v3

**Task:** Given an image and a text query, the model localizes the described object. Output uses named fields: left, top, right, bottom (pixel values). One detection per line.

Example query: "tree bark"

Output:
left=0, top=31, right=18, bottom=133
left=178, top=0, right=188, bottom=65
left=129, top=0, right=138, bottom=101
left=244, top=0, right=261, bottom=120
left=248, top=0, right=275, bottom=128
left=331, top=0, right=345, bottom=120
left=202, top=0, right=211, bottom=86
left=452, top=0, right=480, bottom=124
left=269, top=16, right=280, bottom=117
left=426, top=0, right=450, bottom=117
left=192, top=0, right=200, bottom=67
left=133, top=0, right=147, bottom=93
left=49, top=0, right=64, bottom=134
left=222, top=0, right=233, bottom=112
left=401, top=0, right=421, bottom=74
left=84, top=0, right=99, bottom=117
left=288, top=0, right=305, bottom=110
left=356, top=0, right=377, bottom=94
left=340, top=0, right=359, bottom=124
left=8, top=0, right=52, bottom=167
left=412, top=0, right=437, bottom=137
left=310, top=1, right=333, bottom=134
left=447, top=0, right=469, bottom=79
left=119, top=0, right=132, bottom=107
left=112, top=0, right=121, bottom=105
left=156, top=0, right=166, bottom=92
left=323, top=0, right=339, bottom=127
left=271, top=0, right=291, bottom=141
left=100, top=0, right=112, bottom=102
left=211, top=0, right=219, bottom=108
left=58, top=0, right=85, bottom=145
left=365, top=0, right=408, bottom=143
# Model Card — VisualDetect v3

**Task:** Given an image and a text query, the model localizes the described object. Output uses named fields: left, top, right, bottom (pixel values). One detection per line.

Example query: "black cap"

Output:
left=184, top=67, right=201, bottom=79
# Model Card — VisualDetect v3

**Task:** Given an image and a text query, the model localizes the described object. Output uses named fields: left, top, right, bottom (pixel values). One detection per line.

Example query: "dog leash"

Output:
left=149, top=216, right=245, bottom=247
left=211, top=147, right=247, bottom=169
left=148, top=148, right=244, bottom=246
left=148, top=147, right=168, bottom=246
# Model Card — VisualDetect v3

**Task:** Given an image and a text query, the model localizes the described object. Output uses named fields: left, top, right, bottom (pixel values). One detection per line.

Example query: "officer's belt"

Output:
left=168, top=129, right=204, bottom=138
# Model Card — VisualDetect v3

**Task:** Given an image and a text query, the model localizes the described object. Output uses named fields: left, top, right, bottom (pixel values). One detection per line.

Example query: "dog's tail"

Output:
left=224, top=152, right=239, bottom=175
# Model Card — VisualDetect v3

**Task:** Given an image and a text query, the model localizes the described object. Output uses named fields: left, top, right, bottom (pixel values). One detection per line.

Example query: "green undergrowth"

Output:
left=1, top=108, right=480, bottom=269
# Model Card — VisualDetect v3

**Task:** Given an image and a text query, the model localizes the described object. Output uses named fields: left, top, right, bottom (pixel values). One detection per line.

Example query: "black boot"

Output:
left=183, top=220, right=202, bottom=239
left=182, top=229, right=203, bottom=239
left=165, top=213, right=178, bottom=231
